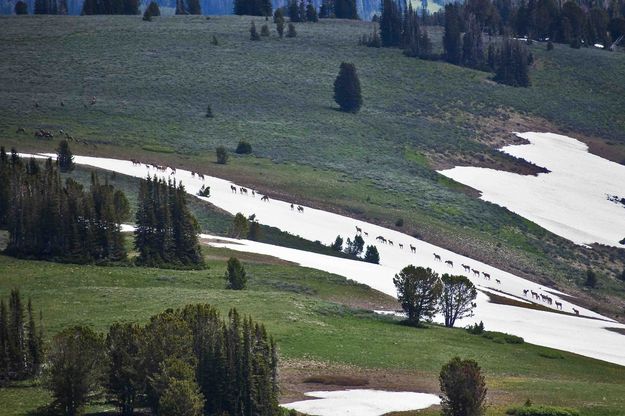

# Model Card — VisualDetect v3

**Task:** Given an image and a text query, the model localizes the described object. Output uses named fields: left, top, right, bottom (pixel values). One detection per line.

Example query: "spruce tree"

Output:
left=364, top=245, right=380, bottom=263
left=334, top=0, right=358, bottom=19
left=443, top=4, right=462, bottom=65
left=26, top=299, right=43, bottom=376
left=286, top=22, right=297, bottom=37
left=380, top=0, right=401, bottom=47
left=146, top=1, right=160, bottom=16
left=306, top=0, right=318, bottom=22
left=250, top=21, right=261, bottom=40
left=15, top=0, right=28, bottom=14
left=439, top=357, right=487, bottom=416
left=8, top=289, right=25, bottom=379
left=333, top=62, right=362, bottom=113
left=0, top=301, right=8, bottom=384
left=56, top=140, right=74, bottom=173
left=225, top=257, right=247, bottom=290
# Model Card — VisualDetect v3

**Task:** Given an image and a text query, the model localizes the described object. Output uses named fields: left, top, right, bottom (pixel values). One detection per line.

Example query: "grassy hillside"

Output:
left=1, top=251, right=625, bottom=416
left=1, top=15, right=625, bottom=317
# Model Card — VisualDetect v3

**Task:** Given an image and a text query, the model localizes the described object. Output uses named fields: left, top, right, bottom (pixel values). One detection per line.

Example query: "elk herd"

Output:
left=128, top=159, right=584, bottom=319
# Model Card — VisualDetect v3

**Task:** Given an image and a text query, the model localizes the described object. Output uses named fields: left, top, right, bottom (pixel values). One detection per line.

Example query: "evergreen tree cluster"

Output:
left=287, top=0, right=318, bottom=22
left=234, top=0, right=271, bottom=17
left=81, top=0, right=139, bottom=15
left=440, top=4, right=532, bottom=86
left=439, top=0, right=625, bottom=49
left=0, top=148, right=129, bottom=263
left=46, top=304, right=279, bottom=416
left=34, top=0, right=68, bottom=14
left=176, top=0, right=201, bottom=15
left=492, top=38, right=532, bottom=87
left=15, top=0, right=28, bottom=14
left=0, top=289, right=44, bottom=384
left=134, top=175, right=204, bottom=268
left=366, top=0, right=432, bottom=59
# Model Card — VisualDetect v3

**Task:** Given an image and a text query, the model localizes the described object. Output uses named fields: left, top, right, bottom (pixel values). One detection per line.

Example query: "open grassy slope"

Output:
left=1, top=251, right=625, bottom=416
left=1, top=15, right=625, bottom=317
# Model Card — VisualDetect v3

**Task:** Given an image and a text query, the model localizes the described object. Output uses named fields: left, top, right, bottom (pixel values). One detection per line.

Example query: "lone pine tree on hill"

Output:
left=333, top=62, right=362, bottom=113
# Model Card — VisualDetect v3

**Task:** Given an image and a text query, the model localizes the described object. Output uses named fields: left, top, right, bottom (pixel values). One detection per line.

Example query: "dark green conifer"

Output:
left=333, top=62, right=362, bottom=113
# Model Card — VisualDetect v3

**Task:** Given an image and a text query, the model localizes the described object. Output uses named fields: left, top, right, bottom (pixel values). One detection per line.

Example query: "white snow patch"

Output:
left=20, top=150, right=625, bottom=366
left=282, top=389, right=440, bottom=416
left=439, top=132, right=625, bottom=247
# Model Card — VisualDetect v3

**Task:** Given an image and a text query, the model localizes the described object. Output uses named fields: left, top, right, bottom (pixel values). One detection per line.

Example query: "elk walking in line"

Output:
left=261, top=195, right=269, bottom=202
left=409, top=244, right=416, bottom=253
left=445, top=260, right=453, bottom=267
left=433, top=253, right=441, bottom=262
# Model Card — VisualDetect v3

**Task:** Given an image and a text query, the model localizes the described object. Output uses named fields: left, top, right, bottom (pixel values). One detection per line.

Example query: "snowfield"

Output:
left=439, top=132, right=625, bottom=247
left=23, top=149, right=625, bottom=367
left=281, top=389, right=440, bottom=416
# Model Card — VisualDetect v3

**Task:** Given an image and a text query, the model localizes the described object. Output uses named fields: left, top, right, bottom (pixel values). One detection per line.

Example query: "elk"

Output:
left=433, top=253, right=441, bottom=262
left=445, top=260, right=453, bottom=267
left=462, top=264, right=471, bottom=272
left=355, top=226, right=362, bottom=234
left=230, top=185, right=237, bottom=193
left=523, top=289, right=529, bottom=297
left=573, top=308, right=579, bottom=315
left=555, top=301, right=562, bottom=310
left=495, top=279, right=501, bottom=284
left=482, top=272, right=491, bottom=280
left=410, top=244, right=416, bottom=253
left=261, top=195, right=270, bottom=202
left=398, top=243, right=403, bottom=249
left=297, top=205, right=304, bottom=212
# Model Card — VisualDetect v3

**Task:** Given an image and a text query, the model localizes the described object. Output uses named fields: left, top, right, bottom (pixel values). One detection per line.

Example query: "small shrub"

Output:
left=216, top=146, right=229, bottom=164
left=584, top=268, right=597, bottom=288
left=538, top=350, right=564, bottom=360
left=146, top=1, right=160, bottom=16
left=211, top=35, right=219, bottom=45
left=466, top=321, right=485, bottom=335
left=14, top=0, right=28, bottom=14
left=395, top=218, right=404, bottom=227
left=250, top=21, right=260, bottom=41
left=286, top=23, right=297, bottom=38
left=260, top=24, right=270, bottom=37
left=206, top=104, right=214, bottom=118
left=235, top=140, right=252, bottom=154
left=503, top=334, right=525, bottom=344
left=225, top=257, right=247, bottom=290
left=547, top=41, right=554, bottom=51
left=330, top=235, right=343, bottom=252
left=506, top=405, right=579, bottom=416
left=363, top=245, right=380, bottom=264
left=197, top=185, right=210, bottom=197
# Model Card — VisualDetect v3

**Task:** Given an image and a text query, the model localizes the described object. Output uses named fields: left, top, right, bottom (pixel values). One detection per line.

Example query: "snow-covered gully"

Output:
left=22, top=148, right=625, bottom=367
left=440, top=132, right=625, bottom=247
